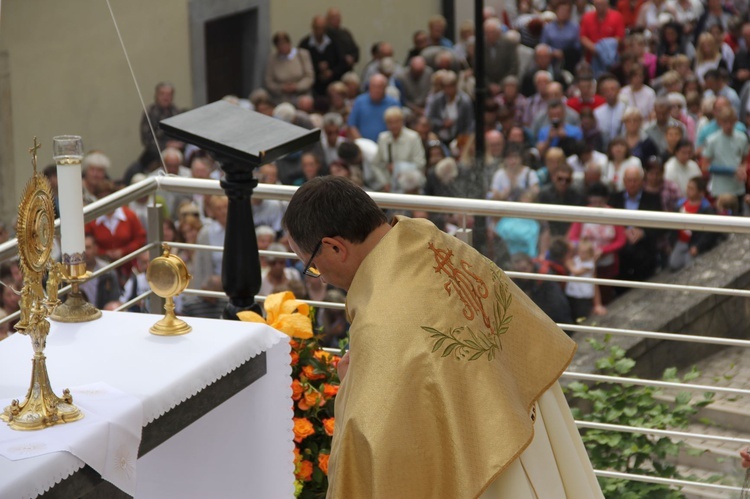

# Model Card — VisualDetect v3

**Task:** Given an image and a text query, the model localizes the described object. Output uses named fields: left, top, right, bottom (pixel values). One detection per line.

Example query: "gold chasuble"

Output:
left=328, top=217, right=602, bottom=499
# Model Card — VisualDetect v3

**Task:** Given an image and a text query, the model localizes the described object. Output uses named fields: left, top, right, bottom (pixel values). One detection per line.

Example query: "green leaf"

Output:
left=469, top=351, right=484, bottom=361
left=442, top=343, right=458, bottom=357
left=432, top=337, right=448, bottom=353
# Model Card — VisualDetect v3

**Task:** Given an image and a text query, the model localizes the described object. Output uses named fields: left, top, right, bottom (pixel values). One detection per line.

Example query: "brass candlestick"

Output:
left=147, top=243, right=192, bottom=336
left=48, top=268, right=102, bottom=323
left=1, top=138, right=83, bottom=431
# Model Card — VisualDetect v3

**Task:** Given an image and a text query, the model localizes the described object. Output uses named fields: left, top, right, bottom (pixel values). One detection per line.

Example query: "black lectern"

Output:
left=160, top=101, right=320, bottom=319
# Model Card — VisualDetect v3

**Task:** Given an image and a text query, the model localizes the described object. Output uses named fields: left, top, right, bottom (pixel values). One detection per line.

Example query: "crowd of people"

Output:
left=1, top=1, right=749, bottom=340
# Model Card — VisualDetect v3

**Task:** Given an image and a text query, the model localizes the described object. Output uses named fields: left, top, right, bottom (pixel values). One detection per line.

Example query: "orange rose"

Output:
left=323, top=383, right=339, bottom=398
left=296, top=460, right=313, bottom=481
left=293, top=446, right=301, bottom=464
left=290, top=339, right=300, bottom=350
left=293, top=417, right=315, bottom=443
left=318, top=453, right=330, bottom=475
left=314, top=350, right=331, bottom=362
left=298, top=390, right=317, bottom=411
left=290, top=351, right=299, bottom=366
left=291, top=379, right=303, bottom=401
left=302, top=364, right=326, bottom=381
left=331, top=355, right=341, bottom=368
left=322, top=417, right=335, bottom=437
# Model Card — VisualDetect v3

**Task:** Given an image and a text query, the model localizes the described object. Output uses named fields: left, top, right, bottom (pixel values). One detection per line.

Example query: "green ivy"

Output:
left=567, top=336, right=715, bottom=498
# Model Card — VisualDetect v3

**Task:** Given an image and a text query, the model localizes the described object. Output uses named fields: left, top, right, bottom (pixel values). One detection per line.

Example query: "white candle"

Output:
left=53, top=136, right=85, bottom=276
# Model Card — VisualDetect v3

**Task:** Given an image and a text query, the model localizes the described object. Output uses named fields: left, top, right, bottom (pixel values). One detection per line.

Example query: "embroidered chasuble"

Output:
left=328, top=217, right=602, bottom=499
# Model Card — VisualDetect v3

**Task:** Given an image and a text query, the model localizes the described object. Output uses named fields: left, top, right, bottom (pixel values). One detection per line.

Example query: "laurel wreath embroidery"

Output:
left=422, top=243, right=513, bottom=361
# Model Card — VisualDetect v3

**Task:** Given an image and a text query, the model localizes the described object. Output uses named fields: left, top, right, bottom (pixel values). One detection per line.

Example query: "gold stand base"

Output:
left=150, top=296, right=191, bottom=336
left=150, top=316, right=192, bottom=336
left=1, top=354, right=83, bottom=431
left=49, top=290, right=101, bottom=323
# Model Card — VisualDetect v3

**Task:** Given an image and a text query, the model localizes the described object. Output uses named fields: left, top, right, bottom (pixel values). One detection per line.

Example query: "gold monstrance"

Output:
left=0, top=138, right=83, bottom=430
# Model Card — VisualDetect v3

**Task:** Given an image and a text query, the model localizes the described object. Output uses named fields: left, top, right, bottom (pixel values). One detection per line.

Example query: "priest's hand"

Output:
left=338, top=351, right=350, bottom=381
left=741, top=448, right=750, bottom=468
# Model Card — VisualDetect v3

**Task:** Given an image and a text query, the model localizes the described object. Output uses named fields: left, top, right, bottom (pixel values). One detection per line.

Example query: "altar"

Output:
left=0, top=311, right=294, bottom=498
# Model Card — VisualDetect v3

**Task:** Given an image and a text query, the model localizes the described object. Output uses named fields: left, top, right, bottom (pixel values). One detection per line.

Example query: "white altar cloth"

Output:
left=0, top=310, right=294, bottom=498
left=0, top=382, right=143, bottom=495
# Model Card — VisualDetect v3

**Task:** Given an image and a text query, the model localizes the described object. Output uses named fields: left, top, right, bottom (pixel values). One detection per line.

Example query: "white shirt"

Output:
left=95, top=207, right=128, bottom=235
left=372, top=127, right=426, bottom=191
left=604, top=156, right=643, bottom=191
left=594, top=101, right=626, bottom=146
left=565, top=256, right=596, bottom=299
left=664, top=157, right=702, bottom=196
left=619, top=85, right=656, bottom=120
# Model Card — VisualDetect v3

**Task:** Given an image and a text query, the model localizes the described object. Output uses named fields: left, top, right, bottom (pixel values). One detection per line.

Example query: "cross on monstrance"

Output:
left=28, top=137, right=41, bottom=174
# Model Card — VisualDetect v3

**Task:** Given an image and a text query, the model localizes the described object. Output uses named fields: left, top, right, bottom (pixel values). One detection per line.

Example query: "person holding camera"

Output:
left=536, top=100, right=584, bottom=156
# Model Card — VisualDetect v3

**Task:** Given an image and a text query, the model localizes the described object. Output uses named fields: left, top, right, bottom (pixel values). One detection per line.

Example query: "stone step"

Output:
left=676, top=463, right=747, bottom=499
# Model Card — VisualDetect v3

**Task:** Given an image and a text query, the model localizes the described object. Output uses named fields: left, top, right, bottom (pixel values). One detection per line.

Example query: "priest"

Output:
left=284, top=176, right=603, bottom=498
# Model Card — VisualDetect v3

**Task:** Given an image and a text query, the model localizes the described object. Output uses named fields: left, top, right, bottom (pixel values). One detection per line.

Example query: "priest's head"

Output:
left=284, top=177, right=389, bottom=290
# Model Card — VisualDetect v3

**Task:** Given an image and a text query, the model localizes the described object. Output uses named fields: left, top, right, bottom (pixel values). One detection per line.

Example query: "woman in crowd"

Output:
left=263, top=31, right=315, bottom=104
left=605, top=137, right=643, bottom=191
left=489, top=146, right=539, bottom=201
left=620, top=106, right=660, bottom=165
left=657, top=22, right=695, bottom=75
left=694, top=31, right=726, bottom=84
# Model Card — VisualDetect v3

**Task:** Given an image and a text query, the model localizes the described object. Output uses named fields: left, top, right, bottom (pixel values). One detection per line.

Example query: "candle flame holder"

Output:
left=48, top=263, right=102, bottom=323
left=1, top=138, right=83, bottom=431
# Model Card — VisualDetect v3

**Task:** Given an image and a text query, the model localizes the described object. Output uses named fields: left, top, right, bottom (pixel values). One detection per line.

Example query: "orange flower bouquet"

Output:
left=239, top=292, right=341, bottom=498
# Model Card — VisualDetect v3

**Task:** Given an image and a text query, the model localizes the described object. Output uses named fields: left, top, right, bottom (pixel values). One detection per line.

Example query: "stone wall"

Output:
left=569, top=234, right=750, bottom=379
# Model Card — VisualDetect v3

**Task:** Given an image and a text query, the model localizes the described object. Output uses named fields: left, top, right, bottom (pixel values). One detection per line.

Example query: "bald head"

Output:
left=410, top=56, right=427, bottom=76
left=484, top=18, right=502, bottom=43
left=535, top=44, right=552, bottom=69
left=623, top=165, right=644, bottom=196
left=326, top=7, right=341, bottom=29
left=378, top=42, right=394, bottom=59
left=546, top=82, right=564, bottom=100
left=312, top=15, right=326, bottom=39
left=369, top=74, right=388, bottom=101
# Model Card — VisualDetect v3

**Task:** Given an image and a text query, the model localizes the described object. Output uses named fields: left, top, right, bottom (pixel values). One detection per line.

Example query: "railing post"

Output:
left=147, top=203, right=165, bottom=314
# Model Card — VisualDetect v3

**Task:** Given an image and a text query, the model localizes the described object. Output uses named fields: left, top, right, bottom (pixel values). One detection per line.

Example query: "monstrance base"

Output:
left=1, top=354, right=83, bottom=431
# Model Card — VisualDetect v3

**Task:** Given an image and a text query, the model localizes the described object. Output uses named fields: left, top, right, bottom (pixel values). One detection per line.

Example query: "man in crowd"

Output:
left=348, top=74, right=401, bottom=142
left=299, top=15, right=346, bottom=101
left=609, top=166, right=663, bottom=283
left=79, top=235, right=121, bottom=310
left=593, top=74, right=626, bottom=148
left=395, top=56, right=433, bottom=117
left=372, top=106, right=426, bottom=192
left=326, top=8, right=359, bottom=72
left=484, top=17, right=519, bottom=96
left=283, top=176, right=601, bottom=498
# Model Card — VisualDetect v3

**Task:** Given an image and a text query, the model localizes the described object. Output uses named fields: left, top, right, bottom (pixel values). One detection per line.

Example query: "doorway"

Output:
left=204, top=10, right=258, bottom=103
left=189, top=0, right=270, bottom=107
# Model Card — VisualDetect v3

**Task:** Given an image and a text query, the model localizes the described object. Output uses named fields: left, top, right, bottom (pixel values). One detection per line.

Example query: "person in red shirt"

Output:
left=579, top=0, right=626, bottom=59
left=85, top=180, right=147, bottom=278
left=566, top=73, right=606, bottom=113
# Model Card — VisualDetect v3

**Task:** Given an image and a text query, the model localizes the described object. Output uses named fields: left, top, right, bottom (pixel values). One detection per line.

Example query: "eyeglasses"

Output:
left=302, top=240, right=323, bottom=278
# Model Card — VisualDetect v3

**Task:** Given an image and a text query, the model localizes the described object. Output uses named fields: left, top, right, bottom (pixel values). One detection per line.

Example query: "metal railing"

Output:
left=1, top=175, right=748, bottom=494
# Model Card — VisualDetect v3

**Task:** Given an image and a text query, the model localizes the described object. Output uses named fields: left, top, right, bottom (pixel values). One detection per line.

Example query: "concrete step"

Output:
left=676, top=463, right=746, bottom=499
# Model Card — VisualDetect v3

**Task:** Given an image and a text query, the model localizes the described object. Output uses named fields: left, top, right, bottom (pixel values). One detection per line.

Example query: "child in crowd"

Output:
left=716, top=192, right=739, bottom=216
left=669, top=177, right=719, bottom=271
left=565, top=239, right=606, bottom=320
